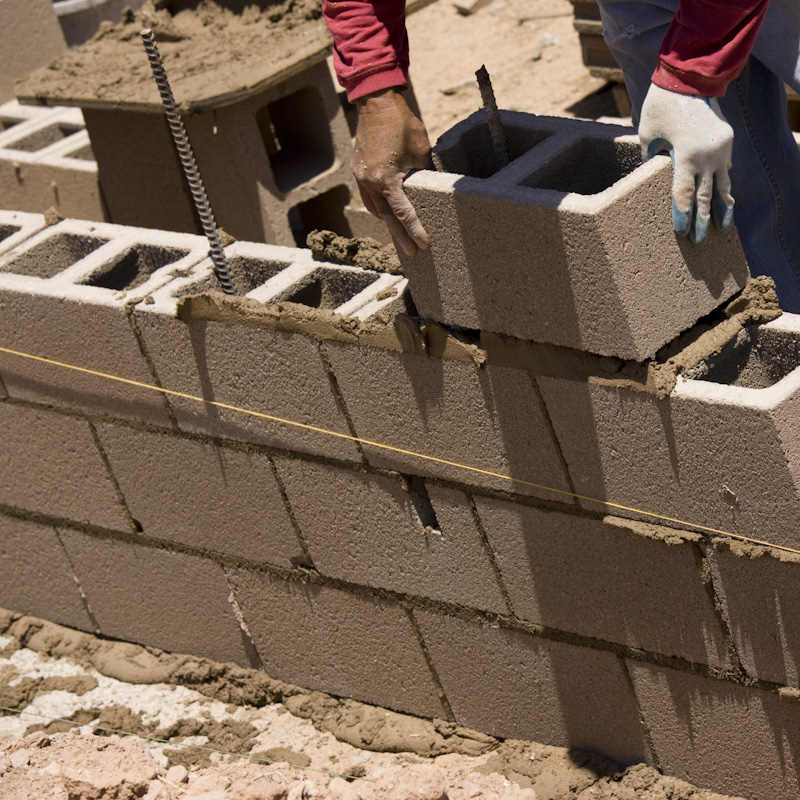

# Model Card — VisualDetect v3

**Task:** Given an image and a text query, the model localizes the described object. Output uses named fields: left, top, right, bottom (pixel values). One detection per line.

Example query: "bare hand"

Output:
left=353, top=89, right=433, bottom=256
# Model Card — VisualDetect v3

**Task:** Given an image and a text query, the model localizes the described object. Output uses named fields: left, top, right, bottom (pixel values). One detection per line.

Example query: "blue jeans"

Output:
left=596, top=0, right=800, bottom=312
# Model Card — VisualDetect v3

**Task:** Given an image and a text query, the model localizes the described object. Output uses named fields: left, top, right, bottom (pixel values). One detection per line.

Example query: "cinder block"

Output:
left=0, top=403, right=130, bottom=530
left=399, top=112, right=749, bottom=360
left=0, top=107, right=104, bottom=221
left=59, top=530, right=251, bottom=666
left=537, top=313, right=800, bottom=548
left=95, top=422, right=306, bottom=567
left=0, top=0, right=66, bottom=103
left=0, top=99, right=54, bottom=131
left=273, top=458, right=507, bottom=611
left=54, top=0, right=146, bottom=49
left=628, top=661, right=800, bottom=800
left=475, top=498, right=730, bottom=665
left=81, top=57, right=357, bottom=245
left=132, top=247, right=362, bottom=460
left=0, top=209, right=46, bottom=257
left=229, top=568, right=447, bottom=717
left=0, top=219, right=208, bottom=424
left=708, top=539, right=800, bottom=686
left=415, top=610, right=651, bottom=765
left=0, top=513, right=93, bottom=631
left=324, top=341, right=573, bottom=499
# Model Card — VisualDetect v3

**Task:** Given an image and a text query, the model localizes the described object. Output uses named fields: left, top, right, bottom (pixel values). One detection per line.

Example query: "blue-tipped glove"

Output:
left=638, top=83, right=735, bottom=245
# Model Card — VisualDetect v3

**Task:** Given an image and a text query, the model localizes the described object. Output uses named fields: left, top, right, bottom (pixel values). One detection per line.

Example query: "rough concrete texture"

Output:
left=415, top=611, right=651, bottom=766
left=0, top=0, right=66, bottom=102
left=0, top=403, right=130, bottom=531
left=58, top=529, right=252, bottom=667
left=0, top=220, right=208, bottom=424
left=0, top=209, right=45, bottom=257
left=324, top=341, right=573, bottom=499
left=230, top=568, right=447, bottom=718
left=81, top=59, right=355, bottom=245
left=475, top=499, right=731, bottom=666
left=54, top=0, right=146, bottom=49
left=273, top=458, right=508, bottom=612
left=0, top=513, right=93, bottom=631
left=95, top=422, right=307, bottom=568
left=0, top=108, right=104, bottom=222
left=708, top=539, right=800, bottom=686
left=537, top=350, right=800, bottom=548
left=400, top=112, right=749, bottom=360
left=628, top=660, right=800, bottom=800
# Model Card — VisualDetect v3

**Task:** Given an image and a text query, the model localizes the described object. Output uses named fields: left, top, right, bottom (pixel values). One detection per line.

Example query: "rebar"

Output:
left=476, top=65, right=509, bottom=171
left=140, top=28, right=237, bottom=295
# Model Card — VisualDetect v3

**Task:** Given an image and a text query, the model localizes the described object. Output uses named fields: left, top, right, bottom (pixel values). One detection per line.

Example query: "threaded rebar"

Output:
left=476, top=65, right=509, bottom=171
left=140, top=28, right=237, bottom=295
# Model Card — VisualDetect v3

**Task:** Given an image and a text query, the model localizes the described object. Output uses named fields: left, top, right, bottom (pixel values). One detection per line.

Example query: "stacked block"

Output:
left=3, top=112, right=800, bottom=800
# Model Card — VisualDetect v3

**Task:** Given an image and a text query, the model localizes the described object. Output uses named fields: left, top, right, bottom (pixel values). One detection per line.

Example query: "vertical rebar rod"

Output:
left=140, top=28, right=237, bottom=295
left=476, top=65, right=509, bottom=171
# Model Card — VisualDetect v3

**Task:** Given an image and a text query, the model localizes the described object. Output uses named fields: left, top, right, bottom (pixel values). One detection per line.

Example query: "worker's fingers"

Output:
left=368, top=184, right=424, bottom=256
left=384, top=181, right=430, bottom=252
left=691, top=171, right=714, bottom=245
left=711, top=170, right=735, bottom=232
left=671, top=160, right=696, bottom=238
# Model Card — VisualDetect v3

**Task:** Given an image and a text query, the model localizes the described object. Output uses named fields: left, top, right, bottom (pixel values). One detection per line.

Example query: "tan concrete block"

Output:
left=0, top=209, right=46, bottom=257
left=537, top=318, right=800, bottom=548
left=96, top=423, right=305, bottom=567
left=0, top=0, right=66, bottom=103
left=230, top=569, right=447, bottom=717
left=400, top=112, right=748, bottom=360
left=415, top=611, right=651, bottom=765
left=59, top=530, right=251, bottom=666
left=274, top=458, right=507, bottom=611
left=708, top=541, right=800, bottom=686
left=0, top=513, right=93, bottom=631
left=0, top=403, right=130, bottom=531
left=475, top=498, right=729, bottom=665
left=628, top=661, right=800, bottom=800
left=324, top=342, right=572, bottom=499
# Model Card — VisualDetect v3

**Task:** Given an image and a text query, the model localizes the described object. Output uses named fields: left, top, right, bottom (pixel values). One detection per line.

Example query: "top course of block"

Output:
left=15, top=0, right=331, bottom=114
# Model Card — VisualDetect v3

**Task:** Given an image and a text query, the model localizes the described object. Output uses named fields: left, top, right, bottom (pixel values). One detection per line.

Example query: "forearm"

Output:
left=653, top=0, right=769, bottom=96
left=322, top=0, right=410, bottom=101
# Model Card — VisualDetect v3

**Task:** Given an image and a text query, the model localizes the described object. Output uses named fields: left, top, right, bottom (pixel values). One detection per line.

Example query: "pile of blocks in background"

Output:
left=3, top=109, right=800, bottom=800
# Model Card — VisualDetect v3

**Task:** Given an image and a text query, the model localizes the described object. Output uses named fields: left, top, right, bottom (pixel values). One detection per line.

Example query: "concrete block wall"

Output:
left=0, top=101, right=104, bottom=221
left=2, top=206, right=800, bottom=800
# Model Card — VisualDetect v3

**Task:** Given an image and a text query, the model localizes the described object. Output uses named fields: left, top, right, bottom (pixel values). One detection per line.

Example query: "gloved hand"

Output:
left=639, top=83, right=735, bottom=245
left=352, top=88, right=432, bottom=256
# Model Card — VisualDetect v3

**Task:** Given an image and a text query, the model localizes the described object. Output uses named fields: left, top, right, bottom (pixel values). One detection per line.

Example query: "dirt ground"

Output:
left=0, top=612, right=743, bottom=800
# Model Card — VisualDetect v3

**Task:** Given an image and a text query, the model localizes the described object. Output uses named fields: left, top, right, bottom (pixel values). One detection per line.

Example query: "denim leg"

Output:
left=596, top=0, right=800, bottom=311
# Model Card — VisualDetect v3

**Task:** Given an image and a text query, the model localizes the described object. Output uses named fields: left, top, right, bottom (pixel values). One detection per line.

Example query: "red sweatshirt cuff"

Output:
left=652, top=62, right=729, bottom=97
left=345, top=67, right=409, bottom=102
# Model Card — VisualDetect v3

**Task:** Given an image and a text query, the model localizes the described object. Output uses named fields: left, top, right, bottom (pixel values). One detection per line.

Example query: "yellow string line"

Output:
left=0, top=705, right=373, bottom=781
left=0, top=343, right=796, bottom=557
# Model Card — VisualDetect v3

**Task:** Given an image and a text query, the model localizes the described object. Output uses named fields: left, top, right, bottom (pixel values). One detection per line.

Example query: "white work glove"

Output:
left=639, top=83, right=735, bottom=245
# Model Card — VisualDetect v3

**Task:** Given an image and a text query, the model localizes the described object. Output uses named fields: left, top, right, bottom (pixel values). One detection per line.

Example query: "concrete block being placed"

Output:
left=0, top=219, right=208, bottom=424
left=537, top=313, right=800, bottom=549
left=274, top=458, right=508, bottom=612
left=400, top=112, right=749, bottom=360
left=474, top=499, right=730, bottom=666
left=0, top=403, right=130, bottom=531
left=59, top=530, right=252, bottom=667
left=324, top=341, right=573, bottom=499
left=133, top=244, right=372, bottom=461
left=628, top=661, right=800, bottom=800
left=415, top=610, right=652, bottom=766
left=708, top=539, right=800, bottom=686
left=0, top=513, right=93, bottom=631
left=230, top=568, right=447, bottom=718
left=95, top=422, right=306, bottom=568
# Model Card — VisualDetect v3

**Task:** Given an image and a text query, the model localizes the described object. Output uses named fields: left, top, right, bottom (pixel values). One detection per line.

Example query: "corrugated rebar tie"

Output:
left=476, top=65, right=509, bottom=171
left=140, top=28, right=237, bottom=295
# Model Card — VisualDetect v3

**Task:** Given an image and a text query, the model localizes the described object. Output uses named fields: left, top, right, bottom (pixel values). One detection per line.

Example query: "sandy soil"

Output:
left=0, top=612, right=744, bottom=799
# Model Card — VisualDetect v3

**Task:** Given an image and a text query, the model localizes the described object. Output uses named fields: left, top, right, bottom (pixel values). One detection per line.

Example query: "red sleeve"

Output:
left=322, top=0, right=409, bottom=102
left=652, top=0, right=769, bottom=96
